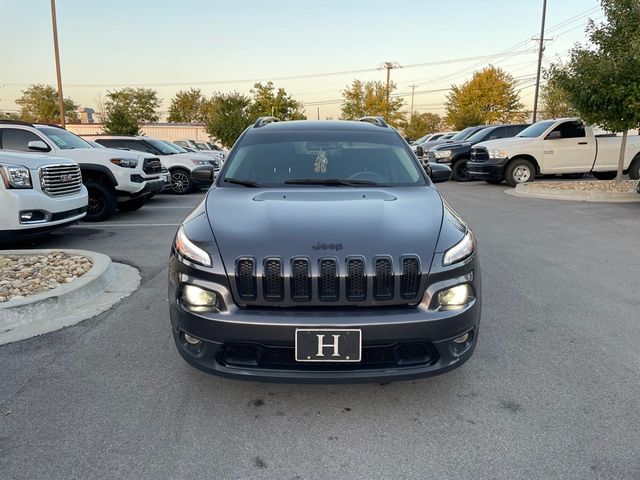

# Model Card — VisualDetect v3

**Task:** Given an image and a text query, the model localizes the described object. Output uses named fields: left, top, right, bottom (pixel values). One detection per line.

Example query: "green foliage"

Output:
left=538, top=74, right=577, bottom=119
left=103, top=104, right=140, bottom=135
left=0, top=111, right=20, bottom=120
left=167, top=88, right=205, bottom=123
left=549, top=0, right=640, bottom=181
left=248, top=82, right=306, bottom=121
left=445, top=66, right=525, bottom=129
left=400, top=112, right=444, bottom=140
left=340, top=80, right=406, bottom=127
left=103, top=87, right=160, bottom=124
left=204, top=92, right=252, bottom=148
left=15, top=84, right=79, bottom=123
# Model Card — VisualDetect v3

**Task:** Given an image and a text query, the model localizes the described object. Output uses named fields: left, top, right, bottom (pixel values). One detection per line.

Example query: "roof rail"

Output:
left=358, top=116, right=388, bottom=128
left=0, top=119, right=35, bottom=127
left=253, top=116, right=281, bottom=128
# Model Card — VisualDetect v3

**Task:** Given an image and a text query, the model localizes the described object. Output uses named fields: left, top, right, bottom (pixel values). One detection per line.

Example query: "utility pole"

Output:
left=379, top=61, right=401, bottom=118
left=532, top=0, right=548, bottom=123
left=50, top=0, right=66, bottom=128
left=409, top=84, right=417, bottom=115
left=317, top=106, right=320, bottom=120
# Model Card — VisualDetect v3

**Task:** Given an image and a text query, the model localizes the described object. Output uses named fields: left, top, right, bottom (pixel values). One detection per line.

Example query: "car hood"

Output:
left=474, top=137, right=537, bottom=150
left=420, top=138, right=453, bottom=149
left=206, top=186, right=444, bottom=271
left=431, top=142, right=470, bottom=151
left=55, top=147, right=146, bottom=162
left=0, top=151, right=78, bottom=169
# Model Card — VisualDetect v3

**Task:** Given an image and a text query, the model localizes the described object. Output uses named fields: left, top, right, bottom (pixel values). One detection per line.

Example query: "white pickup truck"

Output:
left=0, top=121, right=166, bottom=221
left=0, top=151, right=88, bottom=243
left=467, top=118, right=640, bottom=186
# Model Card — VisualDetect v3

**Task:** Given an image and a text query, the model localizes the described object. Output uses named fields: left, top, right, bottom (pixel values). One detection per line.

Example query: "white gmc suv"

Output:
left=0, top=121, right=166, bottom=221
left=0, top=151, right=88, bottom=243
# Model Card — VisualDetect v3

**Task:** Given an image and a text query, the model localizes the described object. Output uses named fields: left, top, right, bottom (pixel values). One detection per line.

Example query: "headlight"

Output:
left=0, top=165, right=32, bottom=189
left=488, top=149, right=508, bottom=159
left=191, top=159, right=210, bottom=166
left=181, top=284, right=221, bottom=311
left=110, top=158, right=138, bottom=168
left=175, top=225, right=212, bottom=267
left=443, top=229, right=475, bottom=266
left=434, top=150, right=452, bottom=160
left=438, top=284, right=473, bottom=309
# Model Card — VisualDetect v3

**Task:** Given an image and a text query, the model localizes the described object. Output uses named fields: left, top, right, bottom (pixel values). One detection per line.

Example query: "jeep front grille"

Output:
left=39, top=164, right=83, bottom=197
left=232, top=255, right=424, bottom=307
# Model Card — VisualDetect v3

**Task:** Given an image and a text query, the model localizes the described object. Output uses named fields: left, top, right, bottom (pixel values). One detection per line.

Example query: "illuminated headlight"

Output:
left=434, top=150, right=452, bottom=160
left=175, top=225, right=212, bottom=267
left=438, top=284, right=473, bottom=308
left=110, top=158, right=138, bottom=168
left=191, top=159, right=210, bottom=166
left=488, top=149, right=508, bottom=159
left=443, top=229, right=476, bottom=266
left=181, top=284, right=221, bottom=311
left=0, top=166, right=32, bottom=189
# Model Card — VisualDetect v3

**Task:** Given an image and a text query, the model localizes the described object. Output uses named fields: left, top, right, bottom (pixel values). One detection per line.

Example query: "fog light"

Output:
left=181, top=284, right=221, bottom=311
left=453, top=333, right=469, bottom=344
left=438, top=284, right=473, bottom=308
left=20, top=212, right=34, bottom=221
left=184, top=333, right=201, bottom=345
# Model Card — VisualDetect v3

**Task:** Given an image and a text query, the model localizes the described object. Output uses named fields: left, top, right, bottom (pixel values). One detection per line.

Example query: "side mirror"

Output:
left=545, top=131, right=562, bottom=140
left=27, top=140, right=50, bottom=152
left=415, top=145, right=424, bottom=157
left=426, top=162, right=452, bottom=183
left=190, top=166, right=215, bottom=187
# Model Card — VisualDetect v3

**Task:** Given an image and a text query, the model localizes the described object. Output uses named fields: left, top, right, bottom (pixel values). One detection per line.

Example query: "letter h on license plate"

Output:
left=295, top=329, right=362, bottom=362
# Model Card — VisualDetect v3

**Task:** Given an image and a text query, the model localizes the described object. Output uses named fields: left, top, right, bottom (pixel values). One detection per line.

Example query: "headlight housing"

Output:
left=0, top=165, right=32, bottom=189
left=488, top=149, right=508, bottom=159
left=110, top=158, right=138, bottom=168
left=180, top=284, right=222, bottom=312
left=434, top=150, right=452, bottom=161
left=438, top=283, right=474, bottom=309
left=443, top=229, right=475, bottom=266
left=175, top=225, right=212, bottom=267
left=191, top=159, right=210, bottom=166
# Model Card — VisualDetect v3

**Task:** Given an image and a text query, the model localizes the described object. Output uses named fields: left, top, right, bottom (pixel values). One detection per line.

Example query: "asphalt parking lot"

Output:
left=1, top=183, right=639, bottom=480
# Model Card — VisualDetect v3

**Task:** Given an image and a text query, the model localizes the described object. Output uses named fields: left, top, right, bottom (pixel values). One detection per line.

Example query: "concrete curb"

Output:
left=0, top=249, right=140, bottom=345
left=506, top=183, right=640, bottom=203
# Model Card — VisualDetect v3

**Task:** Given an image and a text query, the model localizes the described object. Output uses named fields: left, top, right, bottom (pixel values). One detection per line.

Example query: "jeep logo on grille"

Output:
left=312, top=242, right=343, bottom=251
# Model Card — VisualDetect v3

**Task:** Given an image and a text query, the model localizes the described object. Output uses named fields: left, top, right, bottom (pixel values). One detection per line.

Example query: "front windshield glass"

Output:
left=517, top=121, right=555, bottom=138
left=36, top=126, right=92, bottom=149
left=449, top=127, right=477, bottom=142
left=414, top=134, right=431, bottom=144
left=164, top=141, right=188, bottom=153
left=466, top=127, right=495, bottom=144
left=195, top=142, right=209, bottom=150
left=146, top=139, right=180, bottom=155
left=221, top=130, right=425, bottom=187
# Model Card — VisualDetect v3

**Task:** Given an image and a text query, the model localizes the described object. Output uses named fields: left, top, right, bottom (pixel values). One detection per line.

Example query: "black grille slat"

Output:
left=401, top=257, right=420, bottom=299
left=318, top=259, right=339, bottom=301
left=236, top=259, right=256, bottom=300
left=374, top=258, right=394, bottom=300
left=263, top=259, right=283, bottom=301
left=346, top=258, right=366, bottom=301
left=291, top=259, right=311, bottom=301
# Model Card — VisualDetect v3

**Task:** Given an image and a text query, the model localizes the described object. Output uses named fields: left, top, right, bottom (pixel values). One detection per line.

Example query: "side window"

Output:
left=508, top=125, right=527, bottom=137
left=486, top=127, right=506, bottom=140
left=1, top=128, right=47, bottom=151
left=124, top=140, right=155, bottom=154
left=96, top=139, right=123, bottom=149
left=550, top=121, right=586, bottom=139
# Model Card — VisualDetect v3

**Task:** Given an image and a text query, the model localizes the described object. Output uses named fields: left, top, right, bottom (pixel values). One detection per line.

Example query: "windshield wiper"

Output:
left=223, top=177, right=265, bottom=188
left=284, top=178, right=384, bottom=187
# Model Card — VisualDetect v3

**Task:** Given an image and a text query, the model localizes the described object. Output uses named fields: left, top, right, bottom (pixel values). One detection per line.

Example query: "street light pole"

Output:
left=50, top=0, right=65, bottom=127
left=532, top=0, right=548, bottom=123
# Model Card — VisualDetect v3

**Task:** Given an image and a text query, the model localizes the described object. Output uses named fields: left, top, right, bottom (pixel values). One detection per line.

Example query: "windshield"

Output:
left=36, top=126, right=92, bottom=150
left=517, top=121, right=556, bottom=138
left=414, top=134, right=432, bottom=144
left=195, top=142, right=209, bottom=150
left=449, top=127, right=478, bottom=142
left=145, top=138, right=180, bottom=155
left=466, top=127, right=494, bottom=144
left=221, top=130, right=425, bottom=187
left=164, top=141, right=188, bottom=153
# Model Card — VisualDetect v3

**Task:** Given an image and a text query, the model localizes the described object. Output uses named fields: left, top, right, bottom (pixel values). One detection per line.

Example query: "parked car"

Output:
left=0, top=121, right=164, bottom=221
left=0, top=151, right=87, bottom=242
left=420, top=127, right=484, bottom=154
left=174, top=140, right=225, bottom=161
left=410, top=132, right=457, bottom=156
left=427, top=124, right=530, bottom=182
left=467, top=118, right=640, bottom=186
left=88, top=136, right=220, bottom=195
left=168, top=116, right=480, bottom=383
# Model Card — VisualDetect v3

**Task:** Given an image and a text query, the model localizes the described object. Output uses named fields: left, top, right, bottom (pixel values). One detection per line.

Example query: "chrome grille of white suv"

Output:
left=39, top=164, right=83, bottom=197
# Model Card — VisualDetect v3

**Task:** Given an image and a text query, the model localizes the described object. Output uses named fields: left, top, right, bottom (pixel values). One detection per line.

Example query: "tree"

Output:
left=248, top=82, right=306, bottom=121
left=549, top=0, right=640, bottom=183
left=204, top=92, right=252, bottom=148
left=167, top=88, right=206, bottom=123
left=103, top=87, right=160, bottom=124
left=445, top=66, right=525, bottom=129
left=15, top=84, right=79, bottom=123
left=401, top=112, right=443, bottom=140
left=538, top=75, right=577, bottom=119
left=103, top=104, right=140, bottom=135
left=340, top=80, right=406, bottom=127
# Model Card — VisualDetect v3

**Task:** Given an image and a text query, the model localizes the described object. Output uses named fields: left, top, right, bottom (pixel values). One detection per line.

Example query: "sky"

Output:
left=0, top=0, right=603, bottom=120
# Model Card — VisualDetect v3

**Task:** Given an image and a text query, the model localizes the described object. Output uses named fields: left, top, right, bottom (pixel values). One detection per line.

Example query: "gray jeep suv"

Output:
left=168, top=117, right=481, bottom=383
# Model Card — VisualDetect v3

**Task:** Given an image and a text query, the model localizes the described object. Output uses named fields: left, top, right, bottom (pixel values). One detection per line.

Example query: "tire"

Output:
left=561, top=173, right=586, bottom=179
left=485, top=179, right=503, bottom=185
left=451, top=159, right=472, bottom=182
left=593, top=171, right=617, bottom=180
left=505, top=159, right=535, bottom=187
left=117, top=198, right=145, bottom=212
left=628, top=156, right=640, bottom=180
left=84, top=180, right=117, bottom=222
left=170, top=168, right=193, bottom=194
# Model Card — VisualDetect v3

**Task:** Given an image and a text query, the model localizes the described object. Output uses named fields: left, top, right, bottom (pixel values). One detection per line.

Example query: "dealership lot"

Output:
left=1, top=184, right=639, bottom=479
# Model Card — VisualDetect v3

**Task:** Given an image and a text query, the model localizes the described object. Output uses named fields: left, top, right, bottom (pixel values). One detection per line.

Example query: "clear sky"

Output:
left=0, top=0, right=603, bottom=119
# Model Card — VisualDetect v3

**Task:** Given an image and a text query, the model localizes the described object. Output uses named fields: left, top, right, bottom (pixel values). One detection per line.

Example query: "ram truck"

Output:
left=467, top=118, right=640, bottom=186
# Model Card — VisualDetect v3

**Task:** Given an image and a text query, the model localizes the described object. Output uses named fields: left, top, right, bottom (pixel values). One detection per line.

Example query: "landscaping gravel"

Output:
left=526, top=179, right=638, bottom=192
left=0, top=252, right=93, bottom=303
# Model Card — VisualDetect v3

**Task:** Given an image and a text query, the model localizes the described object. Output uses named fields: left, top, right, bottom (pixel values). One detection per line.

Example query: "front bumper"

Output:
left=119, top=178, right=165, bottom=200
left=467, top=159, right=507, bottom=180
left=168, top=255, right=481, bottom=383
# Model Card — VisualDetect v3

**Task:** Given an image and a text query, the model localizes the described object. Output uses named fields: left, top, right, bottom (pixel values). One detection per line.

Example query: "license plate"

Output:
left=295, top=329, right=362, bottom=362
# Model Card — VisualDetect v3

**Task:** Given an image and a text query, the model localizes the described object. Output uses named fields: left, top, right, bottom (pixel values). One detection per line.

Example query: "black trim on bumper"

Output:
left=467, top=160, right=507, bottom=180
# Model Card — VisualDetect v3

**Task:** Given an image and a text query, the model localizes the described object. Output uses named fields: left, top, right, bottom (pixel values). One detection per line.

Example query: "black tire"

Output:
left=451, top=159, right=472, bottom=182
left=628, top=156, right=640, bottom=180
left=170, top=168, right=193, bottom=194
left=505, top=158, right=535, bottom=187
left=593, top=171, right=617, bottom=180
left=485, top=179, right=503, bottom=185
left=84, top=180, right=117, bottom=222
left=117, top=198, right=145, bottom=212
